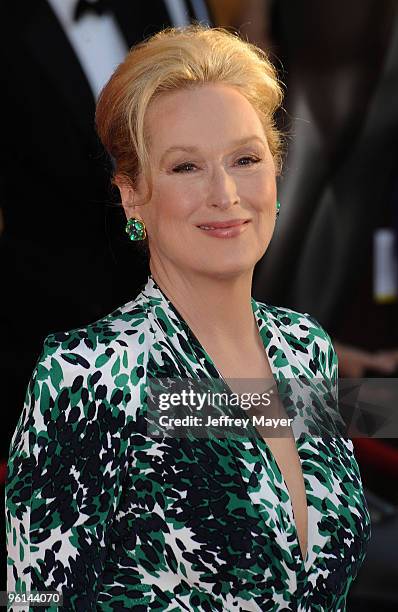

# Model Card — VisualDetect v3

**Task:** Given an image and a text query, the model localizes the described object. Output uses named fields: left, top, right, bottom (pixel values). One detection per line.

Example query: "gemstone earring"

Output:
left=125, top=217, right=147, bottom=241
left=276, top=200, right=281, bottom=217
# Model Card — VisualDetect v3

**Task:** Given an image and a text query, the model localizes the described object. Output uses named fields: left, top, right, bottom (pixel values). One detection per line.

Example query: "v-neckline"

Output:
left=145, top=274, right=310, bottom=566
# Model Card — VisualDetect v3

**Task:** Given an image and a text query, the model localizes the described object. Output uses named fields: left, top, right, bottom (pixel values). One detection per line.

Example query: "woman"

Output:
left=6, top=25, right=370, bottom=611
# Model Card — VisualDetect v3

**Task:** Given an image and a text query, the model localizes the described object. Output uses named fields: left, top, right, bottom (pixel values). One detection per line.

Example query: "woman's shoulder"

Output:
left=40, top=292, right=151, bottom=380
left=255, top=299, right=334, bottom=345
left=254, top=299, right=337, bottom=378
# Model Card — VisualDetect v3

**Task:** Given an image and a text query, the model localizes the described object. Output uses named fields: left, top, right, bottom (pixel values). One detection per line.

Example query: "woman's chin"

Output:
left=192, top=258, right=256, bottom=279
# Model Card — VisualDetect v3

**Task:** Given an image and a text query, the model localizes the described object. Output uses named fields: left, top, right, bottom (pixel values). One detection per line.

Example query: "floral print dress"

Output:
left=6, top=275, right=371, bottom=611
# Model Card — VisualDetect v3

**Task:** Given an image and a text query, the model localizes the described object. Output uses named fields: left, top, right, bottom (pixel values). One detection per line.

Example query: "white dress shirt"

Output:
left=47, top=0, right=210, bottom=100
left=47, top=0, right=128, bottom=99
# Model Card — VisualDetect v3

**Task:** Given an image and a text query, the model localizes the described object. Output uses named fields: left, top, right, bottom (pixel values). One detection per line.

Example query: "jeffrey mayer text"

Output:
left=158, top=414, right=294, bottom=428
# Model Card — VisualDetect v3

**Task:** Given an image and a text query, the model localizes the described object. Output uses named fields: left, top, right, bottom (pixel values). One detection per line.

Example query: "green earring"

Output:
left=125, top=217, right=147, bottom=241
left=276, top=200, right=281, bottom=217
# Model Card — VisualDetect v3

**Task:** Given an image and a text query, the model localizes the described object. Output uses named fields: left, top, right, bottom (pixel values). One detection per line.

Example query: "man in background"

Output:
left=0, top=0, right=212, bottom=453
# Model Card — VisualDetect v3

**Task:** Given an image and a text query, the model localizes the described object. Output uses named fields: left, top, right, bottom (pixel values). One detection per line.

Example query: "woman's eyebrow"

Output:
left=159, top=135, right=266, bottom=164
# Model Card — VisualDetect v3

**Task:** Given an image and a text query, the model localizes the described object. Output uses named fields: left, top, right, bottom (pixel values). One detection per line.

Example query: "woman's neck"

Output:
left=150, top=263, right=258, bottom=349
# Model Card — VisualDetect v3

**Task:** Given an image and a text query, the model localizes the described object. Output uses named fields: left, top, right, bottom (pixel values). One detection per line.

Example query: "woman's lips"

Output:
left=197, top=220, right=250, bottom=238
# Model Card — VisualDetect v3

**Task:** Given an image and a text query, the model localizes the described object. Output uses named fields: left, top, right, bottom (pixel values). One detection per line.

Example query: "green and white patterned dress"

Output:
left=6, top=275, right=371, bottom=611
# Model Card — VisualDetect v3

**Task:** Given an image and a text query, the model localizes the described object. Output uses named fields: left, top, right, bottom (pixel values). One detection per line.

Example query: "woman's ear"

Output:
left=114, top=175, right=136, bottom=219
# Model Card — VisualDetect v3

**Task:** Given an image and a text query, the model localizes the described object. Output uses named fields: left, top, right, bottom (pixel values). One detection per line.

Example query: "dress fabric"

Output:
left=5, top=275, right=371, bottom=611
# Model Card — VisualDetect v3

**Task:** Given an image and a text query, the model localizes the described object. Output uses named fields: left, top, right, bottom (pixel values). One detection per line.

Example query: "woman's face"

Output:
left=122, top=83, right=277, bottom=280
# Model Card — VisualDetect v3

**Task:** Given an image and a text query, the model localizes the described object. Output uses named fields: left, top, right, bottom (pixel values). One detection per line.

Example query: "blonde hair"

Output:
left=95, top=24, right=285, bottom=201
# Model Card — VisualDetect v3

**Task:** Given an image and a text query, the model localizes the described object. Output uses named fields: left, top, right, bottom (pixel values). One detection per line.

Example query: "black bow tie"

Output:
left=73, top=0, right=111, bottom=21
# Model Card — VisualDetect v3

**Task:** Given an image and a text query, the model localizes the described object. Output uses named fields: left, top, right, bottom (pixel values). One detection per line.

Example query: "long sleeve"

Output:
left=5, top=333, right=137, bottom=611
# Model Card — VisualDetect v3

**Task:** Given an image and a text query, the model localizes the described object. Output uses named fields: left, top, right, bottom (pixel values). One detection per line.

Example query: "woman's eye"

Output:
left=172, top=163, right=197, bottom=173
left=172, top=156, right=261, bottom=173
left=236, top=156, right=261, bottom=166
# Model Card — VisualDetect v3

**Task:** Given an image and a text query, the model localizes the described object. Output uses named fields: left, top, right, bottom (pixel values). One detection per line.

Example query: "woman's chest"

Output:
left=114, top=433, right=370, bottom=601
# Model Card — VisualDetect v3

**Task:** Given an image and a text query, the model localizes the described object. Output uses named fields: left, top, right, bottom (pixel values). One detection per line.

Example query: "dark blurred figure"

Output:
left=250, top=0, right=398, bottom=352
left=239, top=4, right=398, bottom=377
left=0, top=0, right=212, bottom=458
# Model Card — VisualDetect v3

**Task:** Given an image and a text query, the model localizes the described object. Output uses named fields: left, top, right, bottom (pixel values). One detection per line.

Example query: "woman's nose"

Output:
left=205, top=166, right=240, bottom=208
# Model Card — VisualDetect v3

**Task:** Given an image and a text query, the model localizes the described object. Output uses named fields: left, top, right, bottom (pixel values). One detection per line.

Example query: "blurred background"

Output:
left=2, top=1, right=398, bottom=608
